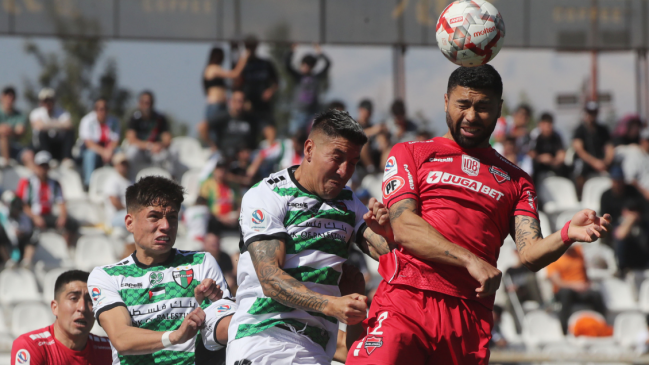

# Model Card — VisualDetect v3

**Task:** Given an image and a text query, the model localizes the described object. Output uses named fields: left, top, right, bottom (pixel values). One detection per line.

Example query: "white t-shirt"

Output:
left=621, top=145, right=649, bottom=192
left=29, top=106, right=71, bottom=131
left=182, top=205, right=210, bottom=240
left=79, top=111, right=120, bottom=144
left=103, top=172, right=132, bottom=220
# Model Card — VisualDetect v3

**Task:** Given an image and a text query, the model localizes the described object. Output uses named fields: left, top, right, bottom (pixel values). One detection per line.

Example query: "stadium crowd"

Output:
left=0, top=37, right=649, bottom=363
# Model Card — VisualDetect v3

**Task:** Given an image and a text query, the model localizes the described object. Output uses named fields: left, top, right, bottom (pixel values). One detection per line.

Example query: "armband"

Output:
left=561, top=220, right=575, bottom=246
left=201, top=298, right=238, bottom=351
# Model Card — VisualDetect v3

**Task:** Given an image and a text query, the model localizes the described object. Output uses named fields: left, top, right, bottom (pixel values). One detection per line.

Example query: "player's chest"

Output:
left=116, top=264, right=203, bottom=305
left=283, top=197, right=355, bottom=242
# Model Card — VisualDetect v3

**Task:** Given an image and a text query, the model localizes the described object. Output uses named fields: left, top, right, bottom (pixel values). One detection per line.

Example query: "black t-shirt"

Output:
left=241, top=57, right=278, bottom=112
left=600, top=185, right=644, bottom=225
left=208, top=111, right=256, bottom=158
left=573, top=122, right=611, bottom=160
left=533, top=131, right=564, bottom=157
left=216, top=251, right=233, bottom=274
left=128, top=110, right=169, bottom=142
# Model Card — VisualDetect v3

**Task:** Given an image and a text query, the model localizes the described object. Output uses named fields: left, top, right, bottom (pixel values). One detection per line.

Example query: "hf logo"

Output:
left=461, top=155, right=480, bottom=176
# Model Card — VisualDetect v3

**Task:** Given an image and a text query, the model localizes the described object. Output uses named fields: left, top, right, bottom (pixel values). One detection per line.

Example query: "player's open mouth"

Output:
left=73, top=319, right=88, bottom=327
left=155, top=236, right=171, bottom=244
left=460, top=126, right=482, bottom=138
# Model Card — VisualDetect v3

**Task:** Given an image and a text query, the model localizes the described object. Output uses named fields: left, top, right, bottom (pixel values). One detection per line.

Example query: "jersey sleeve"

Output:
left=512, top=174, right=540, bottom=220
left=381, top=143, right=420, bottom=208
left=11, top=334, right=44, bottom=365
left=239, top=183, right=289, bottom=249
left=88, top=267, right=126, bottom=324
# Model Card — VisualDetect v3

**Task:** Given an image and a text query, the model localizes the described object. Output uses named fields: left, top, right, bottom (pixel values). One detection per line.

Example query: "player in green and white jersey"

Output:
left=87, top=176, right=236, bottom=365
left=227, top=110, right=394, bottom=365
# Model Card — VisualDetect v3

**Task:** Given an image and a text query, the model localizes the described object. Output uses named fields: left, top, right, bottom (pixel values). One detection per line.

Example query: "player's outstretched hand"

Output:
left=466, top=256, right=502, bottom=298
left=194, top=278, right=223, bottom=304
left=363, top=197, right=394, bottom=242
left=325, top=294, right=368, bottom=325
left=170, top=307, right=206, bottom=345
left=568, top=209, right=612, bottom=243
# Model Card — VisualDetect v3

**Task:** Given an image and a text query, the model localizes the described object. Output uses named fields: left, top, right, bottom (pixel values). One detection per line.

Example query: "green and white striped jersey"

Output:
left=229, top=166, right=368, bottom=358
left=88, top=249, right=231, bottom=365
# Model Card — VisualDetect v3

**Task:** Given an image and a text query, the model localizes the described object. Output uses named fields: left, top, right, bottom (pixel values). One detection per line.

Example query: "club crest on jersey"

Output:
left=462, top=155, right=480, bottom=176
left=364, top=336, right=383, bottom=355
left=16, top=349, right=30, bottom=364
left=332, top=201, right=348, bottom=212
left=149, top=272, right=164, bottom=286
left=489, top=166, right=510, bottom=184
left=172, top=268, right=194, bottom=288
left=383, top=156, right=398, bottom=181
left=527, top=191, right=538, bottom=212
left=250, top=209, right=268, bottom=232
left=383, top=176, right=405, bottom=199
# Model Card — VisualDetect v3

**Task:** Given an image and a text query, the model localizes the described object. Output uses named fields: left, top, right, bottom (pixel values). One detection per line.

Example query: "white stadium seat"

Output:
left=0, top=165, right=32, bottom=192
left=0, top=268, right=41, bottom=305
left=581, top=176, right=612, bottom=214
left=614, top=311, right=646, bottom=349
left=538, top=176, right=581, bottom=215
left=580, top=242, right=617, bottom=280
left=538, top=211, right=552, bottom=238
left=500, top=310, right=523, bottom=345
left=66, top=200, right=105, bottom=226
left=181, top=168, right=203, bottom=206
left=170, top=137, right=207, bottom=170
left=601, top=278, right=638, bottom=312
left=522, top=310, right=565, bottom=350
left=88, top=166, right=115, bottom=204
left=49, top=167, right=87, bottom=201
left=554, top=208, right=582, bottom=232
left=10, top=302, right=53, bottom=338
left=136, top=167, right=172, bottom=181
left=75, top=235, right=118, bottom=271
left=174, top=237, right=203, bottom=252
left=639, top=279, right=649, bottom=313
left=32, top=232, right=73, bottom=269
left=41, top=268, right=68, bottom=303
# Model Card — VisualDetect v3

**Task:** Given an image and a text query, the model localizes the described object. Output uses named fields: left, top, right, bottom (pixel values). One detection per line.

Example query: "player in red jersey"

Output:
left=347, top=65, right=612, bottom=365
left=11, top=270, right=112, bottom=365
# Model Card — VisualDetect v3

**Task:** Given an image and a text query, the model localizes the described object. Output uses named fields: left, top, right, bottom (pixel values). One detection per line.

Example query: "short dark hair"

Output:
left=2, top=86, right=16, bottom=97
left=539, top=112, right=554, bottom=123
left=208, top=47, right=225, bottom=65
left=54, top=270, right=89, bottom=300
left=516, top=104, right=532, bottom=116
left=139, top=90, right=155, bottom=105
left=126, top=176, right=184, bottom=213
left=301, top=54, right=317, bottom=68
left=311, top=109, right=368, bottom=146
left=391, top=99, right=406, bottom=117
left=447, top=65, right=503, bottom=98
left=244, top=35, right=258, bottom=51
left=358, top=99, right=373, bottom=114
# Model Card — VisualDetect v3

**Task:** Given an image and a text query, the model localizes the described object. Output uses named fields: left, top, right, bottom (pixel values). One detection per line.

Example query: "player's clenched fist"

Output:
left=324, top=294, right=368, bottom=325
left=363, top=197, right=394, bottom=242
left=169, top=307, right=206, bottom=345
left=465, top=255, right=502, bottom=298
left=194, top=278, right=223, bottom=303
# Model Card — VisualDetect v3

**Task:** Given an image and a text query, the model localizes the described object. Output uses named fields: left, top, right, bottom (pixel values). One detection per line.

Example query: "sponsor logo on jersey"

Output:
left=217, top=304, right=231, bottom=313
left=383, top=176, right=405, bottom=199
left=426, top=171, right=504, bottom=201
left=461, top=155, right=480, bottom=176
left=265, top=175, right=287, bottom=186
left=250, top=209, right=269, bottom=232
left=121, top=282, right=143, bottom=288
left=172, top=268, right=194, bottom=289
left=449, top=16, right=463, bottom=25
left=287, top=202, right=308, bottom=209
left=16, top=349, right=30, bottom=364
left=489, top=166, right=510, bottom=184
left=403, top=164, right=415, bottom=189
left=429, top=157, right=453, bottom=163
left=149, top=287, right=166, bottom=300
left=364, top=336, right=383, bottom=355
left=90, top=287, right=101, bottom=302
left=149, top=271, right=164, bottom=286
left=383, top=156, right=398, bottom=181
left=28, top=331, right=51, bottom=341
left=527, top=191, right=538, bottom=212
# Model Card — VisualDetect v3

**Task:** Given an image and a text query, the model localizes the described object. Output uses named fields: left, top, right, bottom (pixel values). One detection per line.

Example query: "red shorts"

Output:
left=346, top=281, right=493, bottom=365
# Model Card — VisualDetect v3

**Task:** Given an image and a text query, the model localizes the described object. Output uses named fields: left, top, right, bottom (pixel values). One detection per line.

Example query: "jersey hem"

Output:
left=243, top=232, right=291, bottom=250
left=95, top=302, right=127, bottom=325
left=385, top=192, right=419, bottom=208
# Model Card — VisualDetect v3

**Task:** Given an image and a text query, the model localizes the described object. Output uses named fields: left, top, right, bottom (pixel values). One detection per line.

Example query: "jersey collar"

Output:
left=131, top=248, right=177, bottom=269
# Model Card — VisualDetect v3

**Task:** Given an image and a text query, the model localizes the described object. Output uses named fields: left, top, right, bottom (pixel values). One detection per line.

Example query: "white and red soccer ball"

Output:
left=436, top=0, right=505, bottom=67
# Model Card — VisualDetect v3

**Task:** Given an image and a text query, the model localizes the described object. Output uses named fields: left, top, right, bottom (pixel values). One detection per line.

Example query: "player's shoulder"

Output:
left=14, top=326, right=55, bottom=348
left=92, top=256, right=135, bottom=273
left=247, top=168, right=292, bottom=194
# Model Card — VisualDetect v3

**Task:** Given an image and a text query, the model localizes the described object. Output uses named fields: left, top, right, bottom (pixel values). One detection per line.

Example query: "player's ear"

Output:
left=444, top=93, right=449, bottom=113
left=51, top=299, right=58, bottom=317
left=304, top=139, right=315, bottom=162
left=497, top=99, right=503, bottom=118
left=125, top=212, right=135, bottom=233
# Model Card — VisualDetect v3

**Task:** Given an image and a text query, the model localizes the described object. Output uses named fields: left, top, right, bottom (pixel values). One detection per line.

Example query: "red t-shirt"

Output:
left=11, top=325, right=112, bottom=365
left=98, top=123, right=111, bottom=146
left=380, top=137, right=539, bottom=309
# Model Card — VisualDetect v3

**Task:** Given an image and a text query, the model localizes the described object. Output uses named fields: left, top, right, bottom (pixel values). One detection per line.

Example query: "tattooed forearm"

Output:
left=388, top=198, right=418, bottom=221
left=445, top=250, right=458, bottom=260
left=249, top=239, right=329, bottom=313
left=361, top=229, right=393, bottom=261
left=511, top=216, right=543, bottom=252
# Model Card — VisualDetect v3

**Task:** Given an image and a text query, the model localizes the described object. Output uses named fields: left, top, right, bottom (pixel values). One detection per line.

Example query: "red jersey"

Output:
left=380, top=137, right=539, bottom=309
left=11, top=325, right=112, bottom=365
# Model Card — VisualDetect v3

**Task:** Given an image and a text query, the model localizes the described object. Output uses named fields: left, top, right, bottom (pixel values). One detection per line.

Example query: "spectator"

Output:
left=600, top=165, right=645, bottom=231
left=103, top=153, right=132, bottom=230
left=10, top=270, right=112, bottom=365
left=125, top=91, right=173, bottom=173
left=2, top=197, right=35, bottom=268
left=203, top=232, right=235, bottom=293
left=528, top=112, right=568, bottom=183
left=373, top=130, right=393, bottom=172
left=502, top=136, right=533, bottom=176
left=489, top=305, right=508, bottom=349
left=612, top=198, right=649, bottom=273
left=200, top=161, right=238, bottom=232
left=285, top=43, right=331, bottom=134
left=621, top=128, right=649, bottom=201
left=203, top=46, right=249, bottom=115
left=228, top=146, right=257, bottom=192
left=507, top=104, right=532, bottom=154
left=78, top=98, right=120, bottom=187
left=203, top=90, right=256, bottom=159
left=613, top=115, right=643, bottom=146
left=546, top=245, right=607, bottom=333
left=385, top=99, right=417, bottom=144
left=248, top=124, right=283, bottom=179
left=183, top=196, right=211, bottom=241
left=0, top=86, right=27, bottom=164
left=279, top=129, right=307, bottom=170
left=572, top=101, right=615, bottom=197
left=357, top=99, right=383, bottom=172
left=16, top=151, right=79, bottom=249
left=236, top=36, right=278, bottom=126
left=29, top=88, right=74, bottom=164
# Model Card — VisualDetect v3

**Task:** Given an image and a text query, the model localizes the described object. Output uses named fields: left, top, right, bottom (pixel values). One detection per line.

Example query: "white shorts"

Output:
left=226, top=327, right=330, bottom=365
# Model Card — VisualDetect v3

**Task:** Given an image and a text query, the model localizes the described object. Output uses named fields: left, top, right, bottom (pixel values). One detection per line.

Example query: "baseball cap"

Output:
left=641, top=128, right=649, bottom=141
left=585, top=101, right=599, bottom=113
left=112, top=152, right=128, bottom=165
left=34, top=150, right=52, bottom=166
left=38, top=88, right=56, bottom=101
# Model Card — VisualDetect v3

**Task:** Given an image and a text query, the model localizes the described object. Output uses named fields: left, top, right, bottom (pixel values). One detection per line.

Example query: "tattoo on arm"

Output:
left=512, top=216, right=543, bottom=252
left=361, top=229, right=392, bottom=261
left=388, top=199, right=418, bottom=221
left=248, top=239, right=329, bottom=312
left=445, top=250, right=458, bottom=260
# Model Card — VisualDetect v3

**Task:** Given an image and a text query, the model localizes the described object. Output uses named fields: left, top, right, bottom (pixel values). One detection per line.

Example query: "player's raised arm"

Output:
left=248, top=238, right=367, bottom=325
left=356, top=197, right=396, bottom=261
left=510, top=209, right=612, bottom=272
left=389, top=198, right=502, bottom=298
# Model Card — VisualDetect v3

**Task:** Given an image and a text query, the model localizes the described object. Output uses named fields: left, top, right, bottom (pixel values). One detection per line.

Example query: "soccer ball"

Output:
left=435, top=0, right=505, bottom=67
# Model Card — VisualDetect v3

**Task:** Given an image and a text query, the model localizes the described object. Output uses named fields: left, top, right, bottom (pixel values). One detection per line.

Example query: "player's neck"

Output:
left=53, top=320, right=88, bottom=351
left=134, top=248, right=173, bottom=267
left=293, top=165, right=315, bottom=195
